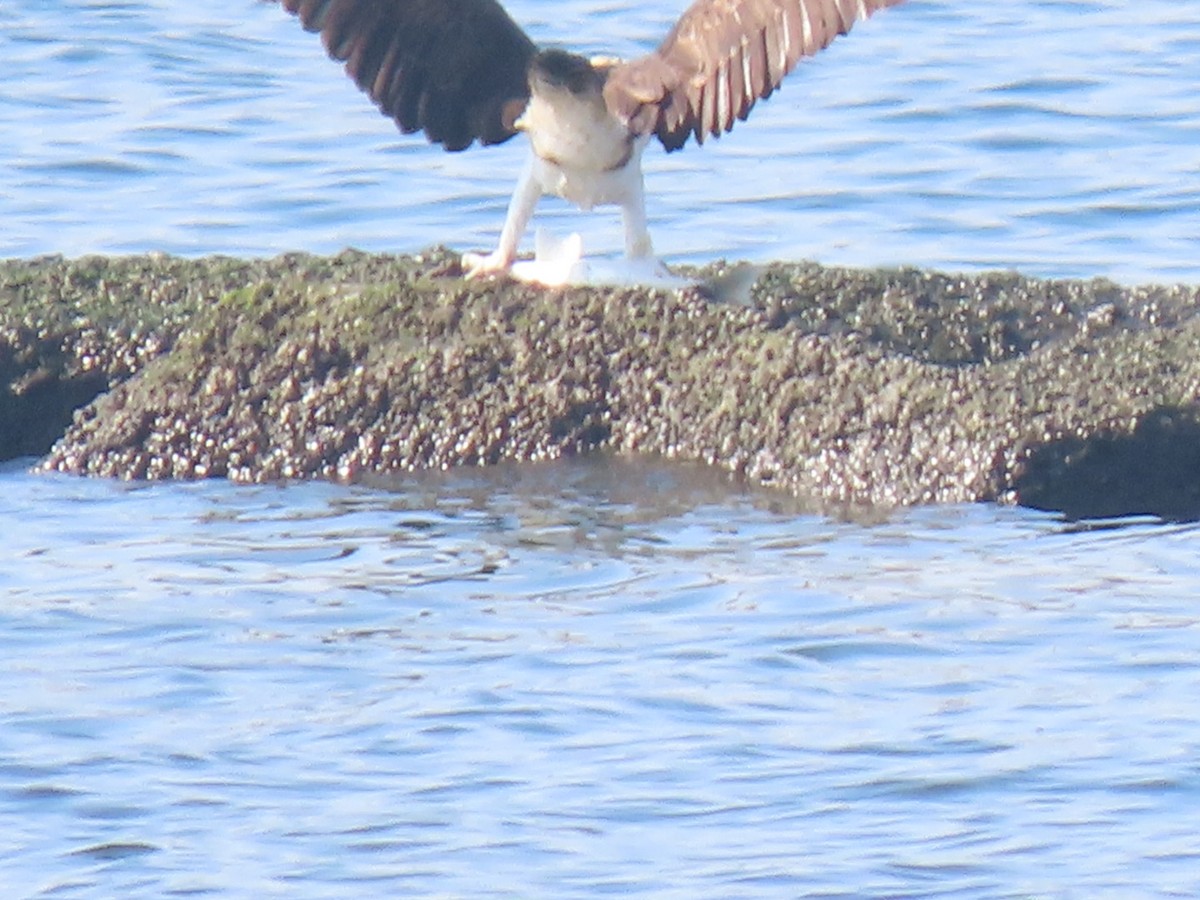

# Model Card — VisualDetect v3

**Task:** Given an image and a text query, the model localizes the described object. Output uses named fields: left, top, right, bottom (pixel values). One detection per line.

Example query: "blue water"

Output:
left=3, top=459, right=1200, bottom=897
left=5, top=2, right=1200, bottom=896
left=3, top=0, right=1200, bottom=283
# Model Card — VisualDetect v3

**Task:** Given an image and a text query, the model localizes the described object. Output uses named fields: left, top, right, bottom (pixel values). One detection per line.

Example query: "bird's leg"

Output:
left=463, top=154, right=542, bottom=278
left=619, top=171, right=654, bottom=259
left=618, top=171, right=673, bottom=278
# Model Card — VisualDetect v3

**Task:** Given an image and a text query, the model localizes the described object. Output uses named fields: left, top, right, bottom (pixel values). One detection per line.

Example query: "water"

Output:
left=3, top=0, right=1200, bottom=283
left=3, top=458, right=1200, bottom=897
left=6, top=2, right=1200, bottom=896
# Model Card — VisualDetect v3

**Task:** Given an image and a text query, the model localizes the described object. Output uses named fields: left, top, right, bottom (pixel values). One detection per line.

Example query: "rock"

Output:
left=4, top=249, right=1199, bottom=518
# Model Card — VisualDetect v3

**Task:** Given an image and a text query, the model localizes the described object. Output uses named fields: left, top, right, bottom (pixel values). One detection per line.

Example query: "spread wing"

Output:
left=281, top=0, right=537, bottom=151
left=603, top=0, right=903, bottom=151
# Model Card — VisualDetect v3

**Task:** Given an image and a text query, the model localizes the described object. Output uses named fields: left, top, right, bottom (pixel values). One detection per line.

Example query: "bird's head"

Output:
left=528, top=49, right=606, bottom=100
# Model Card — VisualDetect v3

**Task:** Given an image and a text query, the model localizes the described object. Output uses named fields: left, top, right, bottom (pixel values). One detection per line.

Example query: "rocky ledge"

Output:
left=3, top=249, right=1199, bottom=519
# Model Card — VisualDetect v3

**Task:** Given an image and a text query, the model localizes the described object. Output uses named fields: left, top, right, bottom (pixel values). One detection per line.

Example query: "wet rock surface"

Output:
left=5, top=249, right=1200, bottom=518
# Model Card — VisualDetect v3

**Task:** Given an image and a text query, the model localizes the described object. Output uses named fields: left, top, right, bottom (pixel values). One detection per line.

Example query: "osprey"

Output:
left=280, top=0, right=903, bottom=275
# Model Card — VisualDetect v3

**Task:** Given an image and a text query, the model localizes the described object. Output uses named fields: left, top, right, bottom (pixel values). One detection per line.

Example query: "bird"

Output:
left=278, top=0, right=903, bottom=277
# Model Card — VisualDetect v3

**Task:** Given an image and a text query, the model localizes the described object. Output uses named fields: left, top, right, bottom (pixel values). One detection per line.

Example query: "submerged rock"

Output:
left=5, top=249, right=1200, bottom=518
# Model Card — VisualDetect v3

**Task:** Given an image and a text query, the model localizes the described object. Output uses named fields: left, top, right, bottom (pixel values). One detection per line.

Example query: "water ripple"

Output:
left=6, top=459, right=1198, bottom=894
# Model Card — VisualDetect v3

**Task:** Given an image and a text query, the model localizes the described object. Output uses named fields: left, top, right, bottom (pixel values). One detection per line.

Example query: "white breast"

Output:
left=527, top=137, right=649, bottom=210
left=518, top=91, right=649, bottom=210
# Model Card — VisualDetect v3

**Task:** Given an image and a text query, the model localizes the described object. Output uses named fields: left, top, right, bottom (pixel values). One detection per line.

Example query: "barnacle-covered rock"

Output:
left=4, top=249, right=1199, bottom=518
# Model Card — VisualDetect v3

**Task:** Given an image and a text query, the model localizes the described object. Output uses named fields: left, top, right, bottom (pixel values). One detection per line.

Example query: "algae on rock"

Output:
left=4, top=249, right=1199, bottom=518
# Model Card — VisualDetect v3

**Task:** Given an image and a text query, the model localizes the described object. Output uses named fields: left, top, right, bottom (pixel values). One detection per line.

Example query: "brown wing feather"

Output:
left=280, top=0, right=537, bottom=151
left=604, top=0, right=903, bottom=152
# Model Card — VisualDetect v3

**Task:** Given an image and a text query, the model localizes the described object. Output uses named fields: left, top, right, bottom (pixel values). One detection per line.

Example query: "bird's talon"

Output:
left=461, top=251, right=514, bottom=280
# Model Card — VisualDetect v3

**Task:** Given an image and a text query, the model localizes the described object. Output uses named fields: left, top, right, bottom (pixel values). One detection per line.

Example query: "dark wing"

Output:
left=281, top=0, right=537, bottom=151
left=603, top=0, right=903, bottom=151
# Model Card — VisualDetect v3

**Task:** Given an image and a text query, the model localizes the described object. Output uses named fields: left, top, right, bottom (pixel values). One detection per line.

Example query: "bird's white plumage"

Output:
left=464, top=84, right=656, bottom=277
